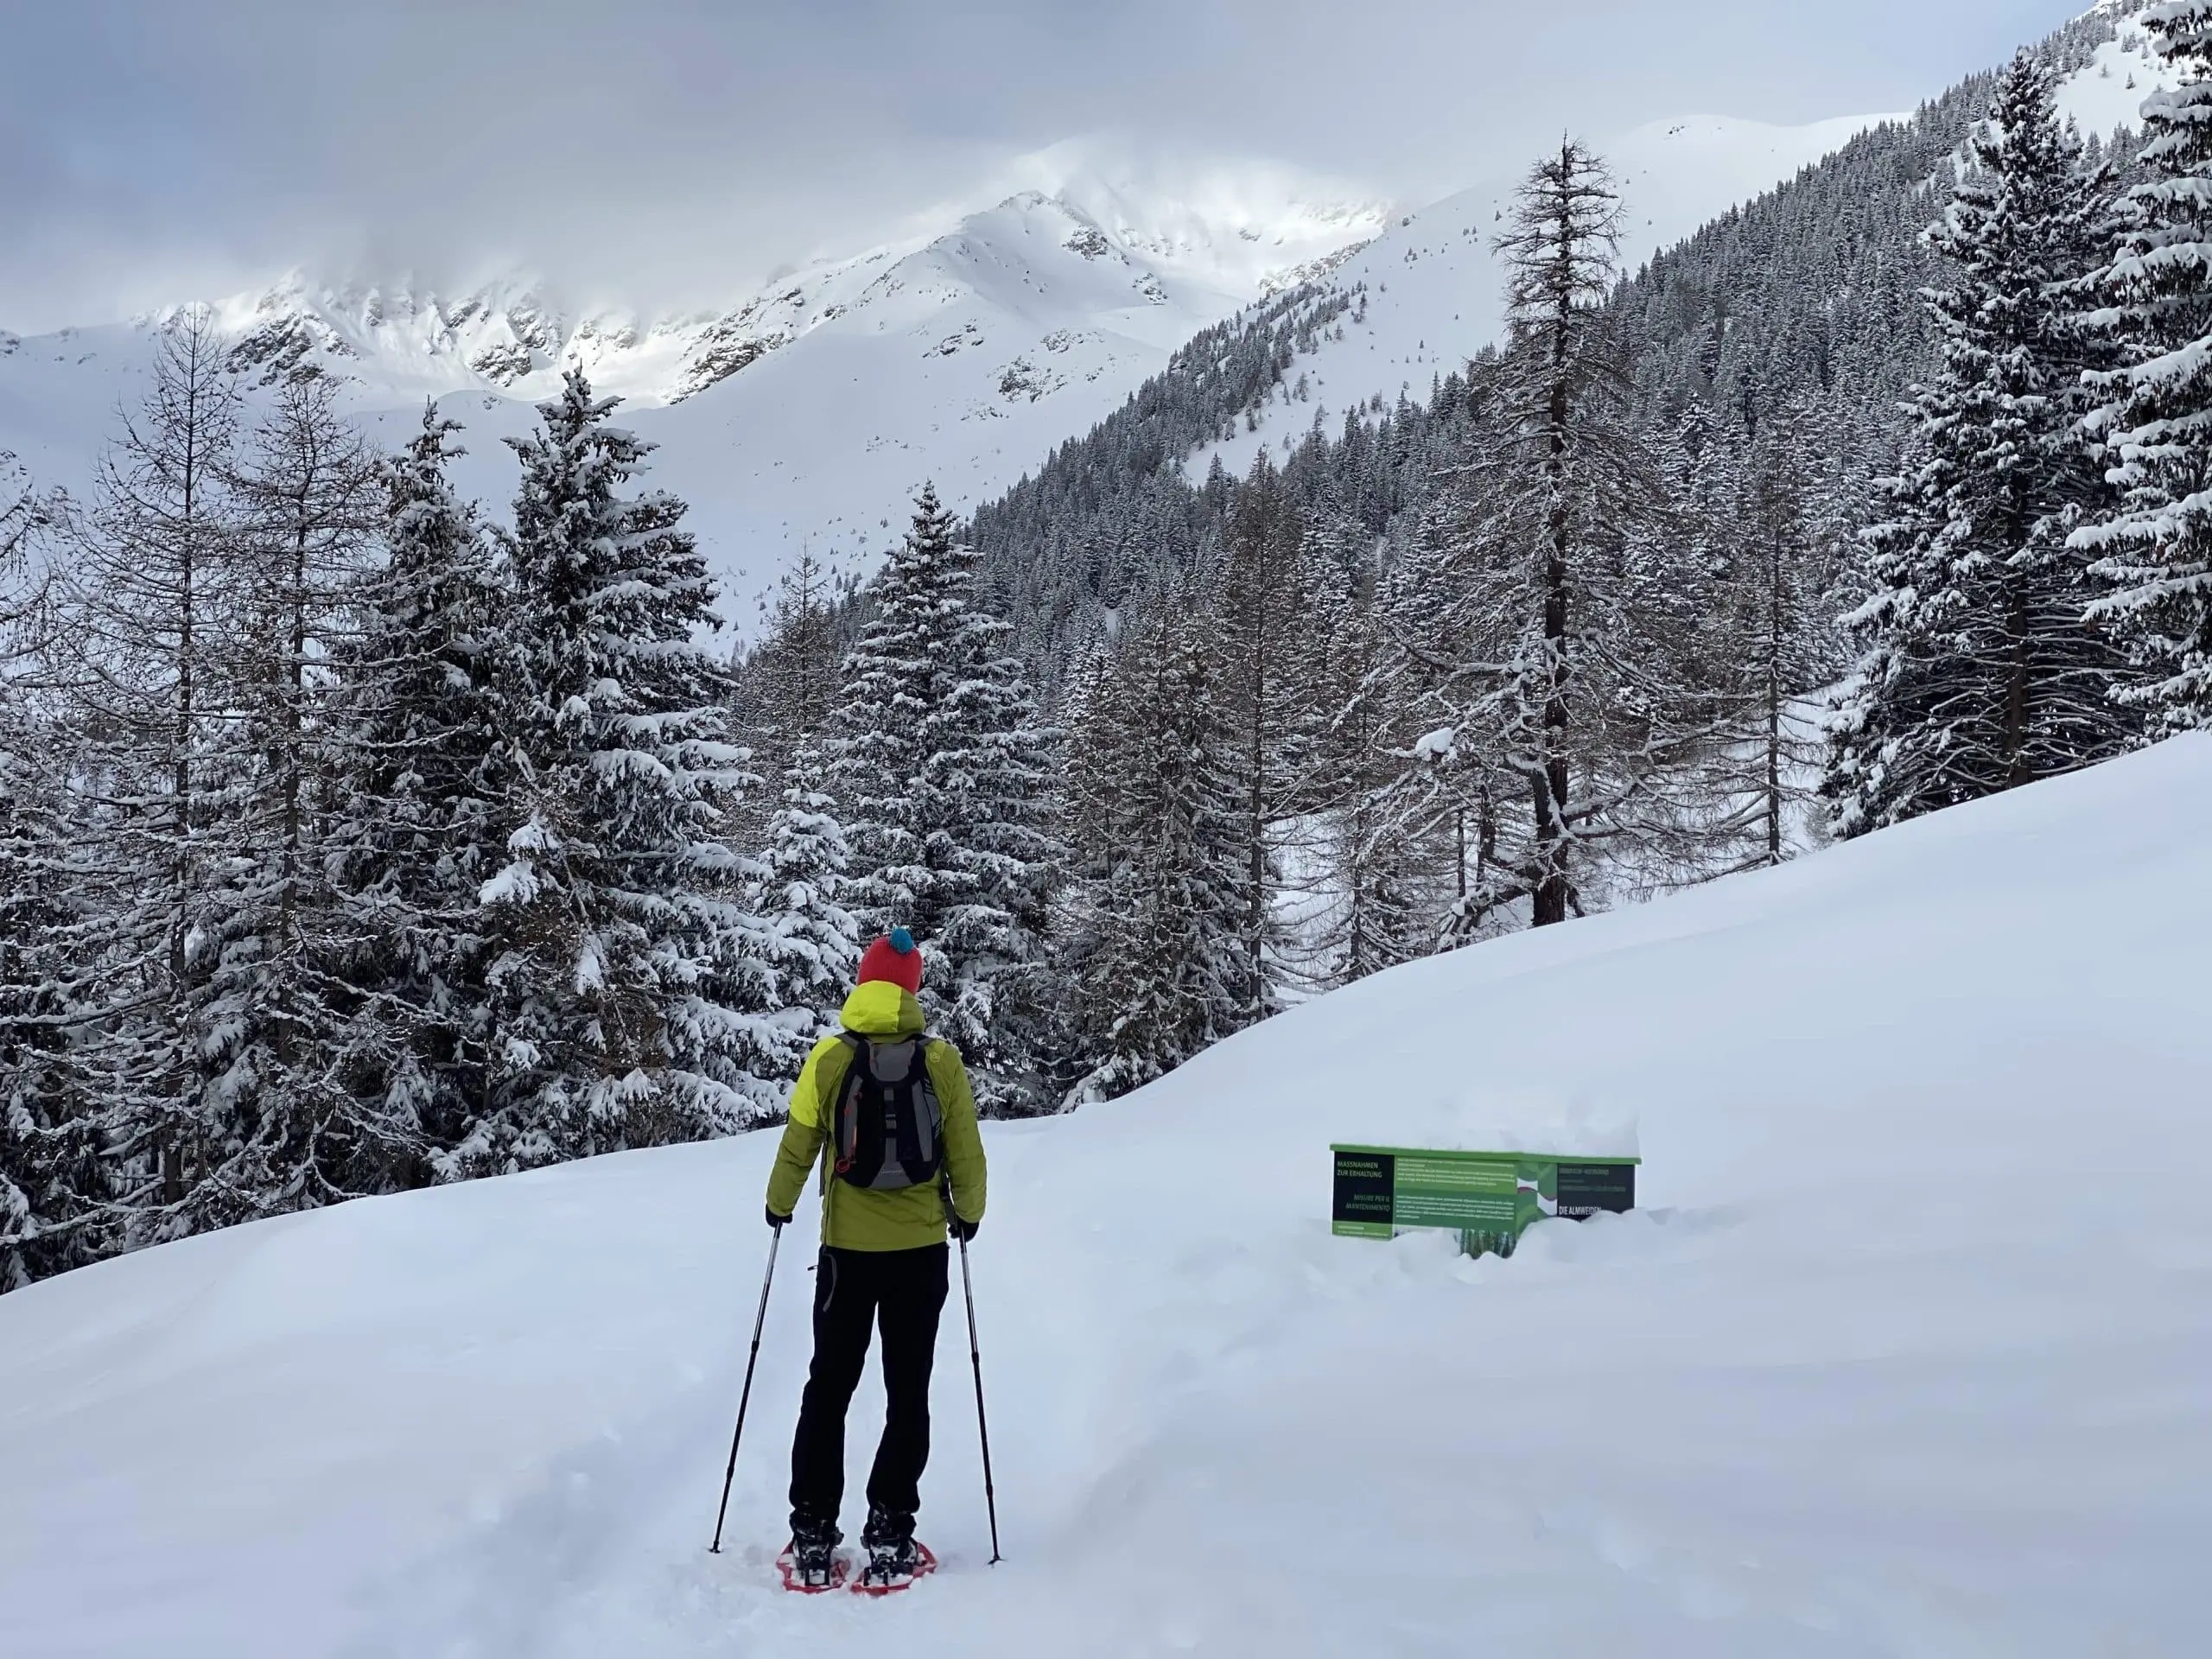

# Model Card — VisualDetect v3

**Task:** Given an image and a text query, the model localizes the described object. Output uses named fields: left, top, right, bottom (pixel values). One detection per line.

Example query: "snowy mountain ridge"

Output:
left=128, top=143, right=1395, bottom=411
left=0, top=141, right=1397, bottom=616
left=0, top=29, right=2151, bottom=626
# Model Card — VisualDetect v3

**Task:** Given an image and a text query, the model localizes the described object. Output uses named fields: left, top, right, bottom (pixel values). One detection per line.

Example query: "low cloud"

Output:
left=0, top=0, right=2081, bottom=330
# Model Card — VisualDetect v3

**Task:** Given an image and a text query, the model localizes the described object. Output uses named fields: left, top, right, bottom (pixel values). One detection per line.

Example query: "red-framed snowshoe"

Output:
left=851, top=1541, right=938, bottom=1596
left=776, top=1541, right=851, bottom=1594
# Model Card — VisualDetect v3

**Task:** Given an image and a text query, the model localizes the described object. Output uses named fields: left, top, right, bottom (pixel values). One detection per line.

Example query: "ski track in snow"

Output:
left=4, top=735, right=2210, bottom=1656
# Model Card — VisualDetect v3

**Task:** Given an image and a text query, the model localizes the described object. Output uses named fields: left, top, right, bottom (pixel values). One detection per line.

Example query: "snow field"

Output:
left=4, top=735, right=2211, bottom=1656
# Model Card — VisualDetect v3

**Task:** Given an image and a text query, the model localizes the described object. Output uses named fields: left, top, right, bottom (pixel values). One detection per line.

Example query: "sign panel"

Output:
left=1329, top=1149, right=1396, bottom=1239
left=1555, top=1160, right=1636, bottom=1219
left=1331, top=1144, right=1639, bottom=1259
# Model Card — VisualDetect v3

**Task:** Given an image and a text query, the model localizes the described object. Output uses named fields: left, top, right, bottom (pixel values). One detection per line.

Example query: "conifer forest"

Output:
left=6, top=4, right=2212, bottom=1289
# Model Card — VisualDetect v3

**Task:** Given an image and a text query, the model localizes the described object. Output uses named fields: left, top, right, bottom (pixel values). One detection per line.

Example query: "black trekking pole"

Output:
left=950, top=1211, right=1004, bottom=1565
left=708, top=1223, right=784, bottom=1554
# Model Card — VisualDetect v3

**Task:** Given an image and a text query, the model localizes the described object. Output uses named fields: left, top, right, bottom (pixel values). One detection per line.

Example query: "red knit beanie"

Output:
left=856, top=928, right=924, bottom=994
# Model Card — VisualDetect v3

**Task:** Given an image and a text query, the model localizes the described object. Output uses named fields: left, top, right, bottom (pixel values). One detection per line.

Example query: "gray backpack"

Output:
left=830, top=1033, right=944, bottom=1191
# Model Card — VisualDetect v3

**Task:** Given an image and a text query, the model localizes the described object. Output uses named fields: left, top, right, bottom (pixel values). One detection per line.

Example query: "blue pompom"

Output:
left=889, top=927, right=916, bottom=954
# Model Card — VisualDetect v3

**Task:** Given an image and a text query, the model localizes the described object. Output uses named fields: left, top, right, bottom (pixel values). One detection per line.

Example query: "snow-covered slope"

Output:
left=0, top=116, right=1940, bottom=623
left=1203, top=30, right=2178, bottom=482
left=1187, top=111, right=1902, bottom=481
left=2058, top=8, right=2175, bottom=139
left=5, top=735, right=2208, bottom=1657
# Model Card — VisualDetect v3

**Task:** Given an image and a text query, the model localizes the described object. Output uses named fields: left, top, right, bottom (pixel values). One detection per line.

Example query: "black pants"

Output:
left=789, top=1243, right=949, bottom=1536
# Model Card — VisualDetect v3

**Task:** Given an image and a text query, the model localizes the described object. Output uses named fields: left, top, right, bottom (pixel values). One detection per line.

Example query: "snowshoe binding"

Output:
left=854, top=1511, right=937, bottom=1594
left=778, top=1520, right=847, bottom=1593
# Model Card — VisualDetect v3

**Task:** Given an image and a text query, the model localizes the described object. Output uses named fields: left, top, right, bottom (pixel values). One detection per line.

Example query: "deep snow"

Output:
left=4, top=736, right=2209, bottom=1657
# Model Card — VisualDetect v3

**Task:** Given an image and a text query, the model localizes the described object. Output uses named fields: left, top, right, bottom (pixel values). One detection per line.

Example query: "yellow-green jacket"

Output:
left=766, top=980, right=987, bottom=1251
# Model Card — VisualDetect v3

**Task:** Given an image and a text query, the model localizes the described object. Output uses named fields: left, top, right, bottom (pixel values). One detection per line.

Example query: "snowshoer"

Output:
left=766, top=928, right=988, bottom=1590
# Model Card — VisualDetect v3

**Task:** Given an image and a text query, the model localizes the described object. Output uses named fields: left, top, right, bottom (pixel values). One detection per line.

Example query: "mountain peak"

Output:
left=122, top=143, right=1383, bottom=411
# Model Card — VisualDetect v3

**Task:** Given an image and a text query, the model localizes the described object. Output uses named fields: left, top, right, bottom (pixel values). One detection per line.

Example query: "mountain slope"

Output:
left=965, top=4, right=2177, bottom=684
left=205, top=154, right=1391, bottom=415
left=618, top=111, right=1943, bottom=612
left=1201, top=12, right=2177, bottom=481
left=0, top=108, right=1946, bottom=623
left=0, top=16, right=2175, bottom=626
left=0, top=147, right=1389, bottom=615
left=1187, top=111, right=1900, bottom=483
left=4, top=733, right=2206, bottom=1657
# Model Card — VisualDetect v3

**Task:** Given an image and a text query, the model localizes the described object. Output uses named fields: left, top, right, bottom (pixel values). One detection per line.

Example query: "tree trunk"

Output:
left=1249, top=645, right=1266, bottom=1015
left=1533, top=204, right=1575, bottom=930
left=1766, top=528, right=1784, bottom=866
left=2003, top=574, right=2032, bottom=790
left=276, top=501, right=309, bottom=1071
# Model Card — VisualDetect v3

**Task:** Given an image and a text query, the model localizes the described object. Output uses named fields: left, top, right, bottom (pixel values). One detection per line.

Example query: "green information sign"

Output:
left=1331, top=1143, right=1640, bottom=1258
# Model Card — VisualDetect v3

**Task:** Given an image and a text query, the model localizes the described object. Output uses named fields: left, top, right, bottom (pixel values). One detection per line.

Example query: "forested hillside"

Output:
left=11, top=0, right=2209, bottom=1288
left=969, top=5, right=2150, bottom=694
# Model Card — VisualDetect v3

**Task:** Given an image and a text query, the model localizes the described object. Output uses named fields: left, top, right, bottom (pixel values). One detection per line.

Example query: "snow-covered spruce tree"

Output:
left=1046, top=639, right=1113, bottom=1043
left=0, top=764, right=89, bottom=1290
left=1830, top=51, right=2132, bottom=836
left=751, top=550, right=846, bottom=742
left=728, top=548, right=847, bottom=851
left=2075, top=5, right=2212, bottom=736
left=45, top=306, right=257, bottom=1244
left=0, top=735, right=110, bottom=1287
left=833, top=485, right=1059, bottom=1114
left=0, top=455, right=38, bottom=570
left=1624, top=397, right=1856, bottom=879
left=1712, top=420, right=1854, bottom=867
left=323, top=404, right=509, bottom=1182
left=0, top=489, right=113, bottom=1288
left=1064, top=598, right=1252, bottom=1102
left=757, top=741, right=861, bottom=1053
left=1363, top=461, right=1510, bottom=946
left=473, top=370, right=793, bottom=1172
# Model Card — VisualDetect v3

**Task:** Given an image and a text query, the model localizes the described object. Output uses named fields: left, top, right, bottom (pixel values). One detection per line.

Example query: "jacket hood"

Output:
left=839, top=980, right=925, bottom=1037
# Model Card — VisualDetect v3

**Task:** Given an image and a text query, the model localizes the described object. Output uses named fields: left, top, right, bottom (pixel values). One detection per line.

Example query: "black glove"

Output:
left=766, top=1205, right=791, bottom=1231
left=949, top=1214, right=981, bottom=1243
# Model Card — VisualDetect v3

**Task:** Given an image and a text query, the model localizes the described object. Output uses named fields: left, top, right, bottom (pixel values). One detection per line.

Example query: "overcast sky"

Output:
left=1, top=0, right=2088, bottom=331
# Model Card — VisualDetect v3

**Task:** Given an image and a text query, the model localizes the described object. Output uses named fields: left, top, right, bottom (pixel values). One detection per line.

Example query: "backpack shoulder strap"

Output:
left=831, top=1032, right=886, bottom=1182
left=818, top=1032, right=863, bottom=1128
